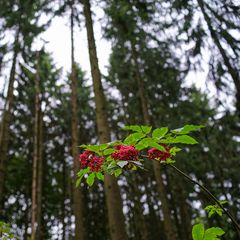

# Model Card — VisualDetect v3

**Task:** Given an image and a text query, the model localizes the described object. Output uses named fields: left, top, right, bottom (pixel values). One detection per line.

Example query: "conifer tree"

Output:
left=82, top=0, right=127, bottom=239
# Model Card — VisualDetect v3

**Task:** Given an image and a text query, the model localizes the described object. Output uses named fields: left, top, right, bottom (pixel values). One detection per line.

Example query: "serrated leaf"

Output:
left=152, top=127, right=168, bottom=138
left=173, top=135, right=198, bottom=144
left=87, top=173, right=95, bottom=186
left=103, top=148, right=116, bottom=155
left=192, top=223, right=204, bottom=240
left=123, top=132, right=146, bottom=144
left=117, top=161, right=129, bottom=168
left=96, top=172, right=104, bottom=181
left=172, top=124, right=204, bottom=134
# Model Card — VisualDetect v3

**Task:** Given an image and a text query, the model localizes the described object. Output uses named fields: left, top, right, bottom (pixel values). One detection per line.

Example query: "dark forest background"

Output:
left=0, top=0, right=239, bottom=239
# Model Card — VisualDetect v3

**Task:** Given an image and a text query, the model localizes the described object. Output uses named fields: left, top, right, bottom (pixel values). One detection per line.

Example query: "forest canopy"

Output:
left=0, top=0, right=239, bottom=239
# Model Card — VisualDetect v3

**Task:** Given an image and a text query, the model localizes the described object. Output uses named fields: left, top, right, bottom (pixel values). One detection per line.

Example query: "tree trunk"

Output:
left=36, top=109, right=43, bottom=239
left=31, top=51, right=42, bottom=240
left=70, top=2, right=85, bottom=239
left=62, top=151, right=66, bottom=240
left=197, top=0, right=240, bottom=114
left=82, top=0, right=127, bottom=239
left=0, top=31, right=19, bottom=215
left=178, top=187, right=192, bottom=240
left=131, top=175, right=149, bottom=240
left=131, top=42, right=177, bottom=240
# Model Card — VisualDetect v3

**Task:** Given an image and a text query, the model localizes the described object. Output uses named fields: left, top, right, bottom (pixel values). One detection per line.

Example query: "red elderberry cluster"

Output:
left=111, top=144, right=139, bottom=161
left=79, top=150, right=104, bottom=172
left=147, top=146, right=171, bottom=161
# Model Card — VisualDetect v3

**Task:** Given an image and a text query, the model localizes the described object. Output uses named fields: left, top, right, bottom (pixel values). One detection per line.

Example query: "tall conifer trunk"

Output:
left=82, top=0, right=127, bottom=239
left=69, top=1, right=85, bottom=239
left=0, top=31, right=19, bottom=215
left=36, top=109, right=43, bottom=239
left=31, top=51, right=43, bottom=240
left=197, top=0, right=240, bottom=114
left=131, top=42, right=177, bottom=240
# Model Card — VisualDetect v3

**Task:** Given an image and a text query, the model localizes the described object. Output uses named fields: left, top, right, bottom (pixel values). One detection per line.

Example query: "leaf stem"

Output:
left=168, top=163, right=240, bottom=233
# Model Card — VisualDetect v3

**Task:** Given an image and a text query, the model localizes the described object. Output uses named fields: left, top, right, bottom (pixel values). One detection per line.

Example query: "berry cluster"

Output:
left=147, top=146, right=171, bottom=161
left=79, top=150, right=104, bottom=172
left=111, top=144, right=139, bottom=161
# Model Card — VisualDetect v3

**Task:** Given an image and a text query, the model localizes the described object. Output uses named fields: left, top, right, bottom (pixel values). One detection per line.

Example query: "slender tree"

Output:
left=0, top=31, right=19, bottom=214
left=103, top=2, right=178, bottom=239
left=69, top=1, right=85, bottom=238
left=31, top=51, right=44, bottom=240
left=81, top=0, right=127, bottom=239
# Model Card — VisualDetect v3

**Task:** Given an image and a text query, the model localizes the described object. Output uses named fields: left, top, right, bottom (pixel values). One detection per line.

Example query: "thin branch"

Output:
left=168, top=163, right=240, bottom=233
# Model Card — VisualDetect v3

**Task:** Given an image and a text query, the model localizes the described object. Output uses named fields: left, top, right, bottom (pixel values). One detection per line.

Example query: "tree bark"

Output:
left=31, top=51, right=42, bottom=240
left=82, top=0, right=127, bottom=239
left=36, top=109, right=43, bottom=239
left=197, top=0, right=240, bottom=114
left=131, top=175, right=149, bottom=240
left=131, top=42, right=177, bottom=240
left=70, top=2, right=85, bottom=239
left=0, top=31, right=19, bottom=215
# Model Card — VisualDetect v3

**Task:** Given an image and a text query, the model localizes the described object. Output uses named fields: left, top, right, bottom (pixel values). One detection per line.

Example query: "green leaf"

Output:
left=122, top=125, right=142, bottom=132
left=114, top=169, right=122, bottom=177
left=138, top=138, right=166, bottom=151
left=76, top=178, right=82, bottom=187
left=79, top=144, right=88, bottom=148
left=123, top=125, right=152, bottom=134
left=117, top=161, right=129, bottom=168
left=148, top=141, right=166, bottom=151
left=172, top=125, right=204, bottom=134
left=165, top=158, right=176, bottom=164
left=152, top=127, right=168, bottom=138
left=96, top=172, right=104, bottom=181
left=87, top=173, right=95, bottom=186
left=99, top=144, right=108, bottom=151
left=204, top=227, right=225, bottom=240
left=140, top=126, right=152, bottom=134
left=76, top=168, right=89, bottom=186
left=204, top=205, right=212, bottom=211
left=192, top=223, right=205, bottom=240
left=216, top=209, right=223, bottom=217
left=173, top=135, right=198, bottom=144
left=135, top=143, right=147, bottom=150
left=77, top=168, right=89, bottom=177
left=86, top=145, right=101, bottom=154
left=204, top=204, right=223, bottom=218
left=169, top=147, right=182, bottom=156
left=103, top=148, right=116, bottom=155
left=208, top=209, right=215, bottom=218
left=123, top=132, right=146, bottom=144
left=219, top=200, right=228, bottom=205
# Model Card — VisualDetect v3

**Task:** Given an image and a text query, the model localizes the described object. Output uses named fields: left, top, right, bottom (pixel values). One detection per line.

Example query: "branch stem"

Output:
left=168, top=163, right=240, bottom=233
